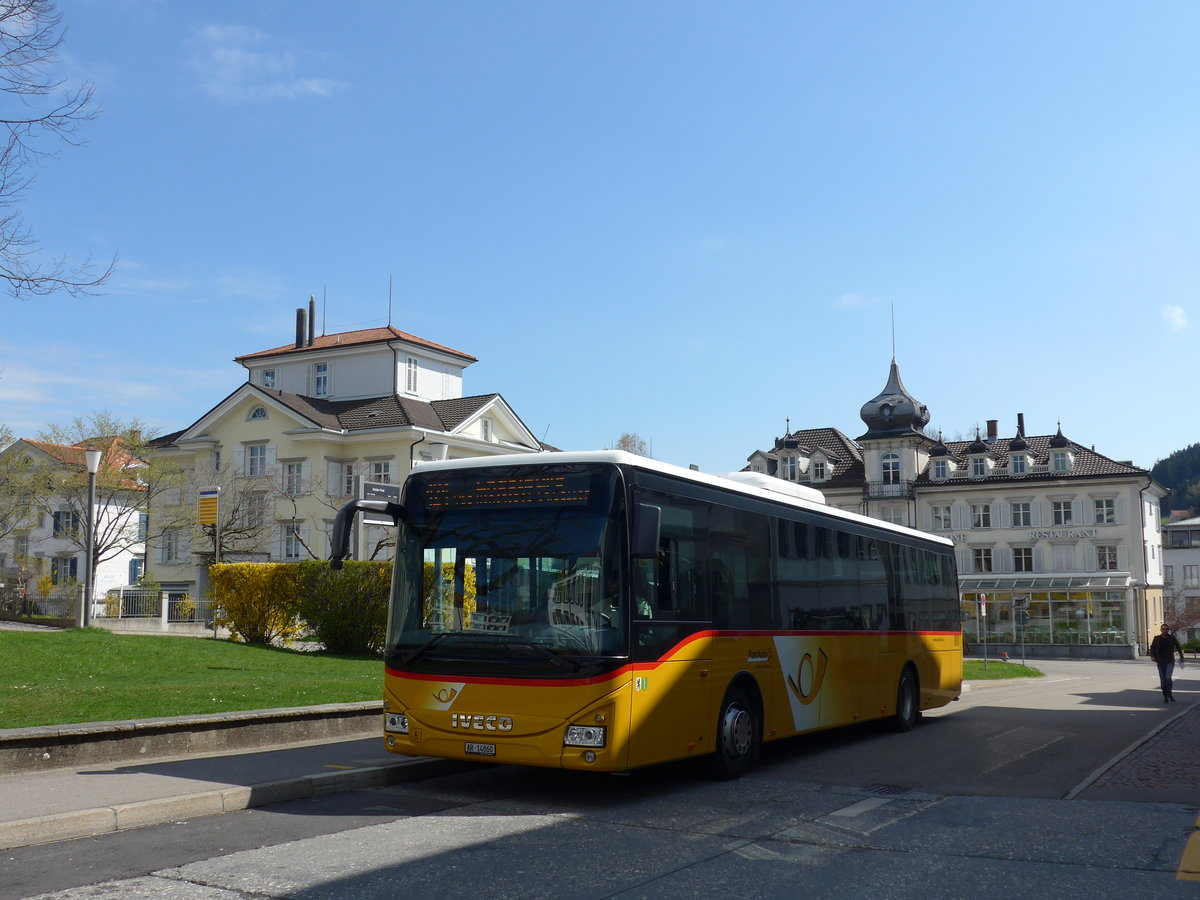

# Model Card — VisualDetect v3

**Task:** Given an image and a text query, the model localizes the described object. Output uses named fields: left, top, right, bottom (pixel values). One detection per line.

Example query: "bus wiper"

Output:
left=400, top=632, right=464, bottom=665
left=504, top=641, right=582, bottom=673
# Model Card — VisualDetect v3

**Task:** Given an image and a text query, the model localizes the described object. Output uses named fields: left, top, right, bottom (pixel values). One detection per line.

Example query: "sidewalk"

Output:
left=0, top=735, right=469, bottom=850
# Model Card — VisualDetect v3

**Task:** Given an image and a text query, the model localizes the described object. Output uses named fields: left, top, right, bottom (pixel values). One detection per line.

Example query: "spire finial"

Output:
left=891, top=303, right=896, bottom=360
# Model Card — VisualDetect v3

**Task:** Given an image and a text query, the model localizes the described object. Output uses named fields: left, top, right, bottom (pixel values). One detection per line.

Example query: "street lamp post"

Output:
left=83, top=447, right=102, bottom=628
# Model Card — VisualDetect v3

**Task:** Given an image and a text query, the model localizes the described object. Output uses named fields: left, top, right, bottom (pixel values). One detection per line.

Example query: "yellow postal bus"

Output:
left=331, top=450, right=961, bottom=778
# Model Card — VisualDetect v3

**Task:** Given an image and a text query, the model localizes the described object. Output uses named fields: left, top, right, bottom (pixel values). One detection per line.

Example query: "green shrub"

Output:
left=293, top=560, right=390, bottom=656
left=1183, top=639, right=1200, bottom=654
left=210, top=563, right=303, bottom=645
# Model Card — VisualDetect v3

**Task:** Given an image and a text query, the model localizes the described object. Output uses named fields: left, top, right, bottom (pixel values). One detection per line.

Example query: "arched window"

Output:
left=882, top=453, right=900, bottom=485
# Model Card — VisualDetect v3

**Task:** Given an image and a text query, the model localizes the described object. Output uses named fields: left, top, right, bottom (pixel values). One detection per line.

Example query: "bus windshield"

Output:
left=387, top=464, right=627, bottom=676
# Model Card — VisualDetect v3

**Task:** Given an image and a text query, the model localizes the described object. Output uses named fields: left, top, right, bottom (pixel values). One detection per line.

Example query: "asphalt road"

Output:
left=3, top=659, right=1197, bottom=899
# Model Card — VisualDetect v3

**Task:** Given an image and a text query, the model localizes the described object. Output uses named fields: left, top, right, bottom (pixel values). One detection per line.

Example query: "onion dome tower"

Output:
left=857, top=358, right=931, bottom=441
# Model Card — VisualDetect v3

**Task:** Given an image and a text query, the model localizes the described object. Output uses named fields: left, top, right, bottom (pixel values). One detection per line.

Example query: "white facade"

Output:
left=0, top=440, right=146, bottom=610
left=146, top=317, right=545, bottom=597
left=746, top=361, right=1167, bottom=657
left=1163, top=516, right=1200, bottom=643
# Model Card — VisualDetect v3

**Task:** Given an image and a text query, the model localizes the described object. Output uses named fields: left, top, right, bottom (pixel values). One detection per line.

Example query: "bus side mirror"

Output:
left=330, top=498, right=406, bottom=569
left=632, top=504, right=661, bottom=559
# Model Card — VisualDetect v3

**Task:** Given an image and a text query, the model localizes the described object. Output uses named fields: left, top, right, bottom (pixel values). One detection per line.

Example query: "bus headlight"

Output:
left=385, top=713, right=409, bottom=734
left=564, top=724, right=606, bottom=748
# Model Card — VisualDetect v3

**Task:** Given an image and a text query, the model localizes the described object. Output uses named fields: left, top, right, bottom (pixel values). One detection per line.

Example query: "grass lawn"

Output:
left=962, top=658, right=1043, bottom=680
left=0, top=628, right=382, bottom=730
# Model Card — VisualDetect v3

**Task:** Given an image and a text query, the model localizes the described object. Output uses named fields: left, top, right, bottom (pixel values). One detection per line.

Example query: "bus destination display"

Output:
left=423, top=474, right=593, bottom=509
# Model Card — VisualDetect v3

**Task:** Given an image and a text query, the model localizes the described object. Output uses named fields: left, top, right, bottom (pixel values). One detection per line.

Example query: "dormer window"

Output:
left=780, top=456, right=797, bottom=481
left=1052, top=451, right=1071, bottom=472
left=1010, top=454, right=1027, bottom=475
left=971, top=457, right=988, bottom=478
left=932, top=459, right=948, bottom=480
left=262, top=369, right=276, bottom=389
left=812, top=460, right=827, bottom=481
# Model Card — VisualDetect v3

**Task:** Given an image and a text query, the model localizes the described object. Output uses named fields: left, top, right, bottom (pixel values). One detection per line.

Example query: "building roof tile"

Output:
left=234, top=326, right=477, bottom=364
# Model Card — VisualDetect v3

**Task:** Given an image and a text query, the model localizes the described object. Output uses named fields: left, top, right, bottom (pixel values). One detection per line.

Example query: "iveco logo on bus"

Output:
left=449, top=713, right=514, bottom=732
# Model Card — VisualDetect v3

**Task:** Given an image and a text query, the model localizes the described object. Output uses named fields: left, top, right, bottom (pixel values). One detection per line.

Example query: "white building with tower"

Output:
left=745, top=359, right=1166, bottom=658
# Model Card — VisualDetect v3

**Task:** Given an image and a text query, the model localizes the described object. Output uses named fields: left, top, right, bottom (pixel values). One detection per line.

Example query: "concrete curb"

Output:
left=0, top=756, right=471, bottom=851
left=0, top=702, right=384, bottom=774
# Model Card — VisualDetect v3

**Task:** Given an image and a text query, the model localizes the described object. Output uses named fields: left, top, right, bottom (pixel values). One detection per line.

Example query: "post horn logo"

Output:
left=787, top=648, right=828, bottom=706
left=432, top=687, right=459, bottom=704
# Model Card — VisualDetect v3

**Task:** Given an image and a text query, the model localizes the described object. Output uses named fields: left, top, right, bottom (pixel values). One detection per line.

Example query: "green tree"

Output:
left=1152, top=443, right=1200, bottom=517
left=0, top=422, right=46, bottom=544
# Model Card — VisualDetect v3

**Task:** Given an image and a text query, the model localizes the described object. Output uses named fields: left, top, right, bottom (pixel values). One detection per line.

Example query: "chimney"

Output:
left=986, top=419, right=998, bottom=442
left=295, top=308, right=306, bottom=349
left=1017, top=412, right=1026, bottom=436
left=308, top=296, right=316, bottom=346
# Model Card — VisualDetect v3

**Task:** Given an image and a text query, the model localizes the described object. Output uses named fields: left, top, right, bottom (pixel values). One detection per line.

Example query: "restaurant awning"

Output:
left=958, top=574, right=1132, bottom=593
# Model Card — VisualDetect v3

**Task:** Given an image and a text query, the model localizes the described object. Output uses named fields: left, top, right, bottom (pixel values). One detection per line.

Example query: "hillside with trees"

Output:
left=1152, top=443, right=1200, bottom=518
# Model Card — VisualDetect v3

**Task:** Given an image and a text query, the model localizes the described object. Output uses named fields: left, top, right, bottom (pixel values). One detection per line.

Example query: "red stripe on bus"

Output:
left=386, top=629, right=958, bottom=688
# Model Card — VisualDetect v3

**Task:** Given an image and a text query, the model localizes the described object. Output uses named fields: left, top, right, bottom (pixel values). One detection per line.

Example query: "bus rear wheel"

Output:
left=893, top=667, right=919, bottom=733
left=711, top=684, right=758, bottom=780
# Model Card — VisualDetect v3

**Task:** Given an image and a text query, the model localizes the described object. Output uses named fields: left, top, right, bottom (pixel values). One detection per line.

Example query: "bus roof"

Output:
left=409, top=450, right=954, bottom=549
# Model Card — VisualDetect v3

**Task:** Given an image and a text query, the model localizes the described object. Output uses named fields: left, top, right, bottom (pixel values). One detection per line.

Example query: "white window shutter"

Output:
left=267, top=445, right=277, bottom=473
left=1117, top=545, right=1129, bottom=571
left=1072, top=500, right=1083, bottom=525
left=1084, top=545, right=1097, bottom=572
left=301, top=461, right=312, bottom=494
left=272, top=525, right=281, bottom=561
left=1033, top=546, right=1045, bottom=571
left=923, top=506, right=933, bottom=530
left=234, top=447, right=245, bottom=476
left=1115, top=498, right=1128, bottom=525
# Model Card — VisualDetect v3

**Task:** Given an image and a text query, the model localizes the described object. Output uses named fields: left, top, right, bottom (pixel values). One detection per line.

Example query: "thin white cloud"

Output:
left=835, top=293, right=874, bottom=307
left=189, top=25, right=345, bottom=104
left=215, top=271, right=287, bottom=301
left=1162, top=304, right=1188, bottom=332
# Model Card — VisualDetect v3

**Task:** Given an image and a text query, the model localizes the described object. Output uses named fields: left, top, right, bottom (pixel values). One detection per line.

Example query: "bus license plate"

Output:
left=464, top=742, right=496, bottom=756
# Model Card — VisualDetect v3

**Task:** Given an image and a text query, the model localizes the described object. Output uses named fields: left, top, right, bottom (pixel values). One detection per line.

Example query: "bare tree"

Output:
left=614, top=432, right=649, bottom=457
left=1163, top=582, right=1200, bottom=643
left=35, top=415, right=186, bottom=582
left=0, top=0, right=113, bottom=299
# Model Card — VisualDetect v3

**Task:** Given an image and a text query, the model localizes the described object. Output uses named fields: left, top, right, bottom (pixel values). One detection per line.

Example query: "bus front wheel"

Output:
left=711, top=684, right=758, bottom=780
left=893, top=667, right=919, bottom=733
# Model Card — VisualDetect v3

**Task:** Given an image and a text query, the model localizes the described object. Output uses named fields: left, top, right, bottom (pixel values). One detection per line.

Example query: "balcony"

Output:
left=865, top=479, right=916, bottom=500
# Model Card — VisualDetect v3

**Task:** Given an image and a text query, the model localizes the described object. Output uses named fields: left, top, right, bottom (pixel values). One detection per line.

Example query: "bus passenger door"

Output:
left=627, top=529, right=713, bottom=769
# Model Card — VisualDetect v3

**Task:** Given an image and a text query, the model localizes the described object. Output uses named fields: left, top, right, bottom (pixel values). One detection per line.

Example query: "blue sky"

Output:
left=2, top=1, right=1197, bottom=473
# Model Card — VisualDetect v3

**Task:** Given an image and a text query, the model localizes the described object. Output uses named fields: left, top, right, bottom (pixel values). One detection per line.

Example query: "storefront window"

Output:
left=962, top=588, right=1130, bottom=646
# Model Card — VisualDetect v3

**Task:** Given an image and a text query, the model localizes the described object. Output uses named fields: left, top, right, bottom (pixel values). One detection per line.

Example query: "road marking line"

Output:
left=827, top=798, right=893, bottom=817
left=1180, top=818, right=1200, bottom=882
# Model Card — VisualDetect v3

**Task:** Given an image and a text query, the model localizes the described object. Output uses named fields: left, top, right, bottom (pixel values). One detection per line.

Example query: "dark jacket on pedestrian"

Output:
left=1150, top=632, right=1184, bottom=663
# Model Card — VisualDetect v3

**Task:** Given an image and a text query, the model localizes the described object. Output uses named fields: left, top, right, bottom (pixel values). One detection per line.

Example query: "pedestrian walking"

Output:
left=1149, top=623, right=1185, bottom=703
